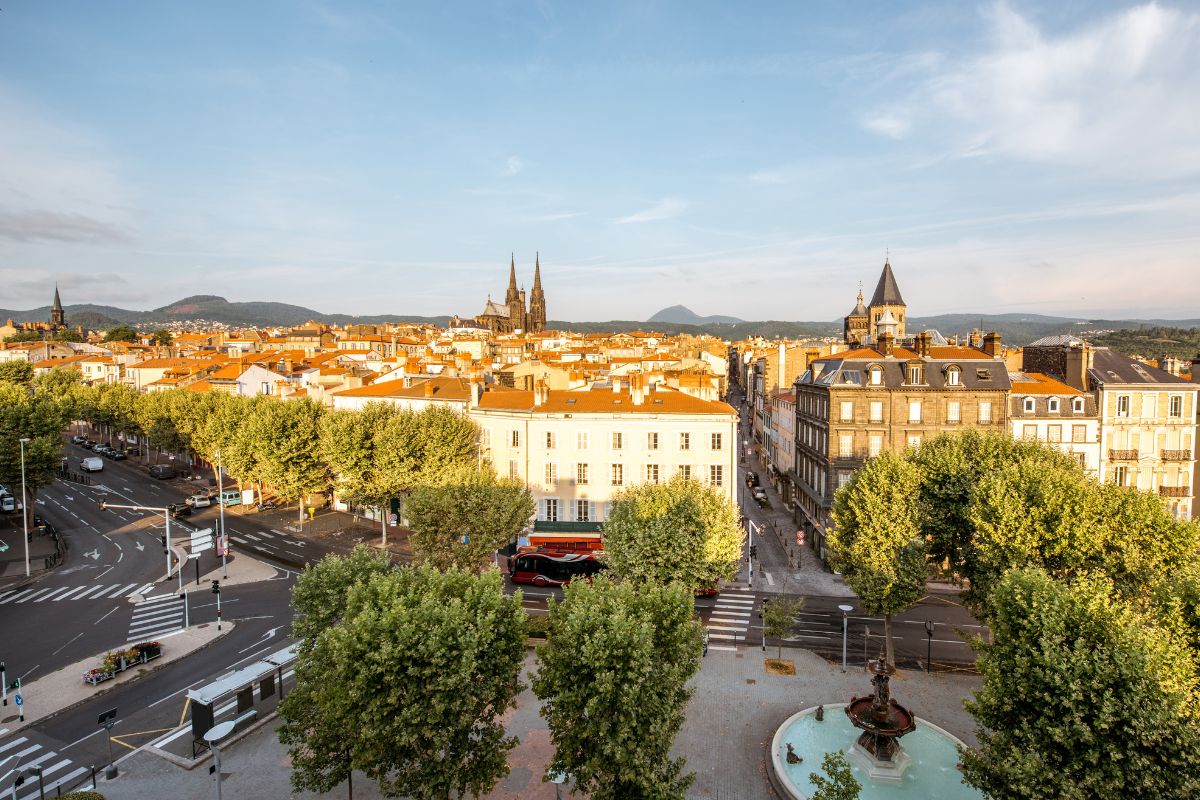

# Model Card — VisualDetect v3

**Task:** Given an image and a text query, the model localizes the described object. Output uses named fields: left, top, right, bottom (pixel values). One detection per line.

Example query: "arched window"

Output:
left=1072, top=397, right=1085, bottom=413
left=868, top=365, right=882, bottom=386
left=1047, top=397, right=1060, bottom=413
left=946, top=366, right=961, bottom=386
left=1023, top=397, right=1035, bottom=413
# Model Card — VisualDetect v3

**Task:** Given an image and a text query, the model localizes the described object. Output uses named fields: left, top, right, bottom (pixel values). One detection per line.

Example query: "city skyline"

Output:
left=2, top=1, right=1199, bottom=320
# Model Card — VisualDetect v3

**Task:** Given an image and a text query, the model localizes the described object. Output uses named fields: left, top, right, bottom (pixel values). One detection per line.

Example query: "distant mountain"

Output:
left=648, top=305, right=746, bottom=325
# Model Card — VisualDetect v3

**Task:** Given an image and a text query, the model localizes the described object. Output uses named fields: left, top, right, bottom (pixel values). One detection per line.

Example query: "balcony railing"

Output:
left=1159, top=486, right=1191, bottom=498
left=1109, top=449, right=1139, bottom=461
left=1161, top=450, right=1192, bottom=462
left=833, top=449, right=870, bottom=462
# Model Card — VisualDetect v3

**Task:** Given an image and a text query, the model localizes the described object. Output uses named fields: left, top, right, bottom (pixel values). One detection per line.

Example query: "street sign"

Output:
left=388, top=513, right=397, bottom=525
left=796, top=530, right=805, bottom=546
left=14, top=693, right=22, bottom=706
left=190, top=528, right=214, bottom=553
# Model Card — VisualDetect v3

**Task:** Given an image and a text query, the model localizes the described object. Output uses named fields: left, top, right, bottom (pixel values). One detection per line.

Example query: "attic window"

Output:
left=654, top=398, right=664, bottom=404
left=613, top=399, right=622, bottom=405
left=976, top=369, right=992, bottom=380
left=566, top=398, right=577, bottom=404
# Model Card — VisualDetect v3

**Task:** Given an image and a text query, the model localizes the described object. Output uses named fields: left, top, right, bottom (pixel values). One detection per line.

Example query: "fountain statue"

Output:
left=843, top=651, right=917, bottom=782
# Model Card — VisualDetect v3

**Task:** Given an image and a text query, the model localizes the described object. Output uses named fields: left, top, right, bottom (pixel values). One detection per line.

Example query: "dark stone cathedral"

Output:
left=474, top=255, right=547, bottom=334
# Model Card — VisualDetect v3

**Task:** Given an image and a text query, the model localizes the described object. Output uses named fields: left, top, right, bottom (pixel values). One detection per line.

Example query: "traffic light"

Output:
left=98, top=499, right=106, bottom=511
left=211, top=580, right=220, bottom=595
left=160, top=535, right=167, bottom=553
left=759, top=597, right=771, bottom=619
left=749, top=544, right=758, bottom=559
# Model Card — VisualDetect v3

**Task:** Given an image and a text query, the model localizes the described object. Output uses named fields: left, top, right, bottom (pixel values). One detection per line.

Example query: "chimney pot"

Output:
left=982, top=332, right=1001, bottom=358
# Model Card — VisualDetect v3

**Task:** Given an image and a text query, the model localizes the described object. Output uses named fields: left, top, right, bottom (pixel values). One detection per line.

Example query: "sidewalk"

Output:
left=99, top=648, right=981, bottom=800
left=0, top=523, right=64, bottom=589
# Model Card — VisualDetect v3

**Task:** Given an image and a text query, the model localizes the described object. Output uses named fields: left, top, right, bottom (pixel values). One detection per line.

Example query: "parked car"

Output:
left=106, top=450, right=127, bottom=460
left=1, top=494, right=19, bottom=513
left=217, top=489, right=242, bottom=507
left=148, top=464, right=177, bottom=480
left=167, top=502, right=192, bottom=518
left=187, top=493, right=213, bottom=508
left=80, top=457, right=104, bottom=472
left=745, top=471, right=760, bottom=488
left=95, top=444, right=113, bottom=455
left=125, top=446, right=141, bottom=456
left=72, top=434, right=88, bottom=445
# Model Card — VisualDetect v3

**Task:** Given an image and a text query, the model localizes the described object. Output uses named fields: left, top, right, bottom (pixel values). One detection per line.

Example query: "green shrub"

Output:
left=60, top=791, right=106, bottom=800
left=525, top=613, right=551, bottom=638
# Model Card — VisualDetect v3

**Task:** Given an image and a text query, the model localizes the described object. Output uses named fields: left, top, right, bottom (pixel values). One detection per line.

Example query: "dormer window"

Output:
left=1047, top=397, right=1060, bottom=413
left=906, top=363, right=924, bottom=385
left=946, top=366, right=961, bottom=386
left=868, top=365, right=882, bottom=386
left=1072, top=397, right=1085, bottom=413
left=1023, top=397, right=1035, bottom=414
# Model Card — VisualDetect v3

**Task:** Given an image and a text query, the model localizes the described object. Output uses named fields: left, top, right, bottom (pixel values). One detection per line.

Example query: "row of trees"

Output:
left=280, top=547, right=706, bottom=799
left=1, top=326, right=171, bottom=344
left=829, top=429, right=1200, bottom=797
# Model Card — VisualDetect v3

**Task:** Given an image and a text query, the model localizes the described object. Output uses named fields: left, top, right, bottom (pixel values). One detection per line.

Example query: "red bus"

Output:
left=508, top=550, right=606, bottom=587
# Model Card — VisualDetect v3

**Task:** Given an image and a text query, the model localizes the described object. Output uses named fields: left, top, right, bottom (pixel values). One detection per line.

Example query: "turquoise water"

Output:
left=776, top=711, right=984, bottom=799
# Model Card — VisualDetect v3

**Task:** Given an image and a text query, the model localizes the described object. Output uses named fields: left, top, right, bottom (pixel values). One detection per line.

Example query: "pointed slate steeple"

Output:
left=529, top=252, right=546, bottom=332
left=505, top=254, right=519, bottom=304
left=49, top=284, right=66, bottom=328
left=868, top=258, right=905, bottom=307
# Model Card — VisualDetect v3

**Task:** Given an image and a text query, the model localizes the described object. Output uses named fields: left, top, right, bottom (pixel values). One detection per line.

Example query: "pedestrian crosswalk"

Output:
left=127, top=593, right=184, bottom=643
left=705, top=588, right=755, bottom=652
left=0, top=582, right=156, bottom=605
left=0, top=733, right=90, bottom=800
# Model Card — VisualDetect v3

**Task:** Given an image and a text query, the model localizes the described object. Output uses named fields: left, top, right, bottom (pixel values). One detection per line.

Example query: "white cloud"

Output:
left=0, top=209, right=129, bottom=244
left=862, top=3, right=1200, bottom=175
left=503, top=156, right=523, bottom=177
left=614, top=198, right=687, bottom=224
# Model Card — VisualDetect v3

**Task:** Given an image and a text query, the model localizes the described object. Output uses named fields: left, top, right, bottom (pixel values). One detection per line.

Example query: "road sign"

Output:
left=796, top=530, right=805, bottom=546
left=190, top=528, right=214, bottom=553
left=388, top=513, right=397, bottom=525
left=14, top=693, right=22, bottom=706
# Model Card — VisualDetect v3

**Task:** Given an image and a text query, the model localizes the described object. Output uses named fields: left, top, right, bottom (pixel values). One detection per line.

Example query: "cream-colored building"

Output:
left=1088, top=349, right=1197, bottom=520
left=471, top=374, right=738, bottom=532
left=1008, top=372, right=1100, bottom=475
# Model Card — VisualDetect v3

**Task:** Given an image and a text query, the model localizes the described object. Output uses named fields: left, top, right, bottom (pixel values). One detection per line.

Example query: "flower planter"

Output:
left=82, top=641, right=163, bottom=686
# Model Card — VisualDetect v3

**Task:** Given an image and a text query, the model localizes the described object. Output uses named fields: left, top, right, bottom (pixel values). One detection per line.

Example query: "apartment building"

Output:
left=792, top=331, right=1011, bottom=558
left=1008, top=371, right=1100, bottom=475
left=767, top=390, right=796, bottom=506
left=471, top=374, right=737, bottom=537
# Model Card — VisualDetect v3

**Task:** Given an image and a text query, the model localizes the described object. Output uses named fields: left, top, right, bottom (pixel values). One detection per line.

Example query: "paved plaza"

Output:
left=100, top=646, right=981, bottom=799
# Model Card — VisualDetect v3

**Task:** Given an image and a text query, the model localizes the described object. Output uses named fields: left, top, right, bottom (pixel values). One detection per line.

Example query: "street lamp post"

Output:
left=19, top=438, right=30, bottom=577
left=217, top=450, right=227, bottom=579
left=204, top=720, right=237, bottom=800
left=838, top=604, right=854, bottom=673
left=924, top=619, right=935, bottom=673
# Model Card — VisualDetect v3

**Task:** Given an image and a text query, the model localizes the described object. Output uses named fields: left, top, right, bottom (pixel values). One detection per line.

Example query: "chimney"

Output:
left=612, top=377, right=621, bottom=393
left=1191, top=354, right=1200, bottom=383
left=423, top=381, right=435, bottom=398
left=982, top=332, right=1001, bottom=358
left=914, top=332, right=931, bottom=358
left=533, top=379, right=549, bottom=407
left=631, top=373, right=645, bottom=406
left=878, top=332, right=895, bottom=358
left=469, top=378, right=482, bottom=408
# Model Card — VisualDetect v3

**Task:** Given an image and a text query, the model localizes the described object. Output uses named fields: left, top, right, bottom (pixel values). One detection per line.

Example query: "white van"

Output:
left=81, top=457, right=104, bottom=472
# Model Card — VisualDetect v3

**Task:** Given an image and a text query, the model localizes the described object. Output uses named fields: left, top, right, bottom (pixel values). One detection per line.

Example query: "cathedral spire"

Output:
left=49, top=284, right=66, bottom=329
left=505, top=253, right=520, bottom=306
left=52, top=284, right=63, bottom=312
left=532, top=252, right=543, bottom=293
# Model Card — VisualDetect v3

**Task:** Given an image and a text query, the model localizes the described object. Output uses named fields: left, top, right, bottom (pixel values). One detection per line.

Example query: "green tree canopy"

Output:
left=602, top=475, right=744, bottom=590
left=761, top=596, right=805, bottom=661
left=809, top=751, right=861, bottom=800
left=278, top=565, right=526, bottom=800
left=102, top=325, right=139, bottom=343
left=406, top=471, right=534, bottom=571
left=52, top=328, right=84, bottom=343
left=0, top=361, right=35, bottom=386
left=290, top=545, right=395, bottom=648
left=829, top=450, right=926, bottom=664
left=149, top=329, right=172, bottom=346
left=253, top=397, right=327, bottom=515
left=0, top=382, right=69, bottom=524
left=3, top=331, right=42, bottom=343
left=533, top=576, right=702, bottom=800
left=961, top=568, right=1200, bottom=799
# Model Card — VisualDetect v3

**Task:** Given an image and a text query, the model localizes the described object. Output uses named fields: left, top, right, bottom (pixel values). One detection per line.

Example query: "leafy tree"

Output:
left=135, top=391, right=188, bottom=458
left=410, top=404, right=479, bottom=484
left=290, top=546, right=395, bottom=648
left=961, top=568, right=1200, bottom=799
left=0, top=361, right=34, bottom=386
left=278, top=566, right=526, bottom=800
left=94, top=383, right=141, bottom=444
left=253, top=398, right=327, bottom=518
left=533, top=576, right=702, bottom=800
left=762, top=596, right=805, bottom=661
left=829, top=451, right=926, bottom=665
left=809, top=751, right=861, bottom=800
left=52, top=328, right=84, bottom=343
left=3, top=330, right=42, bottom=343
left=102, top=325, right=139, bottom=343
left=149, top=329, right=172, bottom=346
left=405, top=471, right=534, bottom=570
left=1150, top=560, right=1200, bottom=674
left=0, top=382, right=69, bottom=530
left=603, top=475, right=744, bottom=590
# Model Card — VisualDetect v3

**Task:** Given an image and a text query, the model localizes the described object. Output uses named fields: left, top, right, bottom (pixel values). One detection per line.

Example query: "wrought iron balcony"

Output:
left=1161, top=449, right=1192, bottom=462
left=1108, top=449, right=1139, bottom=461
left=1159, top=486, right=1191, bottom=498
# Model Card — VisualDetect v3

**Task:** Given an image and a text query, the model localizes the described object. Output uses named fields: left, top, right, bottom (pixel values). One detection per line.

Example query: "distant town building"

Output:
left=471, top=255, right=547, bottom=334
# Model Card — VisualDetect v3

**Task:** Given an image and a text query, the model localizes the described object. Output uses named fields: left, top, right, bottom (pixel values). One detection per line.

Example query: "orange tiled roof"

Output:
left=476, top=386, right=734, bottom=415
left=1010, top=372, right=1083, bottom=395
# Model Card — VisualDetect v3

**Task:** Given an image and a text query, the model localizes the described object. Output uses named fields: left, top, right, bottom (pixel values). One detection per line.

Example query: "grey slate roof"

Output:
left=1028, top=334, right=1085, bottom=347
left=1088, top=348, right=1191, bottom=385
left=869, top=260, right=905, bottom=307
left=800, top=355, right=1011, bottom=391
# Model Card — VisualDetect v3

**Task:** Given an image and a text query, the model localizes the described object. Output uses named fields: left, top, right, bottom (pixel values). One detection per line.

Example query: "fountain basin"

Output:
left=770, top=704, right=983, bottom=800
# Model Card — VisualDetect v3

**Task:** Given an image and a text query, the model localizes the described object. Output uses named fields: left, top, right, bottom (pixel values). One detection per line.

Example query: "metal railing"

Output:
left=1161, top=449, right=1192, bottom=462
left=1108, top=449, right=1139, bottom=461
left=1159, top=486, right=1191, bottom=498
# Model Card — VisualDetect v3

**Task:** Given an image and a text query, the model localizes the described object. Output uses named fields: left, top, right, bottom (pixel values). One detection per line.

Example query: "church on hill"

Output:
left=474, top=255, right=547, bottom=334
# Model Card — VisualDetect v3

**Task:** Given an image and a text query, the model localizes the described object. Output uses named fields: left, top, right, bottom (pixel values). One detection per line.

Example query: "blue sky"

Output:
left=1, top=1, right=1198, bottom=322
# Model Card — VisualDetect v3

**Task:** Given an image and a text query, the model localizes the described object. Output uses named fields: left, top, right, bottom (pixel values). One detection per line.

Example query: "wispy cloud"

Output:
left=524, top=211, right=586, bottom=223
left=0, top=209, right=130, bottom=244
left=614, top=198, right=687, bottom=224
left=860, top=3, right=1200, bottom=175
left=502, top=156, right=523, bottom=177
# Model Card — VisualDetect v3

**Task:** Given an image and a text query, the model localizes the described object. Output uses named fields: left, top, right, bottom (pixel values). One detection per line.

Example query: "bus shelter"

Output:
left=187, top=644, right=297, bottom=756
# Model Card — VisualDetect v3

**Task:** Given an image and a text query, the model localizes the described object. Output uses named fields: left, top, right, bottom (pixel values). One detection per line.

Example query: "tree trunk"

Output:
left=884, top=612, right=895, bottom=666
left=380, top=506, right=387, bottom=548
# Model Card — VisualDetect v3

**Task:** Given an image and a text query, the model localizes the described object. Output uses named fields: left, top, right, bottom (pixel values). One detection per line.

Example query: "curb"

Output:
left=146, top=708, right=279, bottom=770
left=3, top=622, right=236, bottom=735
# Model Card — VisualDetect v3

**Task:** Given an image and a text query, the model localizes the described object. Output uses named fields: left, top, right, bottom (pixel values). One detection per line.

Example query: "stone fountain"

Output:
left=844, top=652, right=917, bottom=783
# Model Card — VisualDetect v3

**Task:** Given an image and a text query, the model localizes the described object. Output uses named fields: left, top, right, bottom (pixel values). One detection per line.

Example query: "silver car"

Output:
left=187, top=493, right=213, bottom=508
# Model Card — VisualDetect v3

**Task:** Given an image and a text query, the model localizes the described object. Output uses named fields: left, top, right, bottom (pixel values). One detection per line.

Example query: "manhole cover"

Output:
left=746, top=679, right=757, bottom=685
left=1, top=715, right=16, bottom=724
